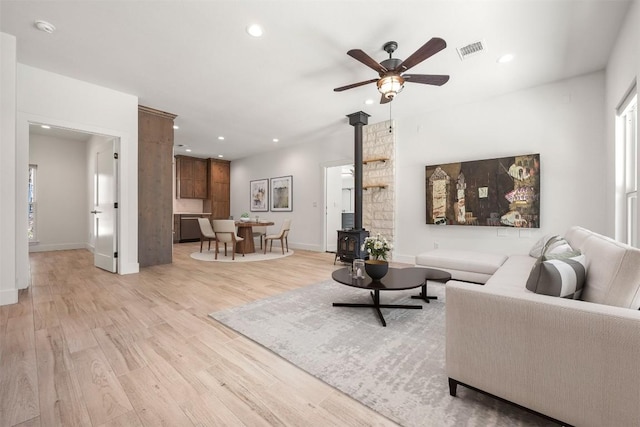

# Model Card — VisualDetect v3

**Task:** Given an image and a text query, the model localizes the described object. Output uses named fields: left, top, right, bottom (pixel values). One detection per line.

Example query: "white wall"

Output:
left=0, top=33, right=17, bottom=305
left=605, top=0, right=639, bottom=240
left=29, top=134, right=88, bottom=252
left=394, top=71, right=606, bottom=262
left=16, top=64, right=139, bottom=289
left=232, top=72, right=608, bottom=263
left=230, top=132, right=352, bottom=252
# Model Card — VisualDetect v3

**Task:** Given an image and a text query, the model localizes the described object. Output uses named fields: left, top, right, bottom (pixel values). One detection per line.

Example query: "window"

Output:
left=28, top=164, right=37, bottom=242
left=617, top=89, right=638, bottom=247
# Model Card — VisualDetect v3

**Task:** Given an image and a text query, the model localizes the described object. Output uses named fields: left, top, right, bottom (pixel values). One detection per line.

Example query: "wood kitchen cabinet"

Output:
left=203, top=159, right=231, bottom=219
left=176, top=155, right=208, bottom=199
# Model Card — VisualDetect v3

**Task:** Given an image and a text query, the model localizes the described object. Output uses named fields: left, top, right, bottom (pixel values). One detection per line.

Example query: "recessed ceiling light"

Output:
left=185, top=149, right=192, bottom=152
left=218, top=136, right=225, bottom=141
left=34, top=20, right=56, bottom=34
left=497, top=53, right=515, bottom=64
left=41, top=125, right=51, bottom=129
left=272, top=138, right=279, bottom=143
left=173, top=125, right=179, bottom=130
left=217, top=154, right=224, bottom=158
left=364, top=99, right=374, bottom=105
left=246, top=24, right=263, bottom=37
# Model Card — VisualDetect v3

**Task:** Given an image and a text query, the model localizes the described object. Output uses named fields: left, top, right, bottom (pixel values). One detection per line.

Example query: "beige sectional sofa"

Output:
left=445, top=226, right=640, bottom=426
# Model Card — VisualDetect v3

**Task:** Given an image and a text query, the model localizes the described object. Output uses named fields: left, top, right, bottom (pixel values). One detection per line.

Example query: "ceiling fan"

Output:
left=334, top=38, right=450, bottom=104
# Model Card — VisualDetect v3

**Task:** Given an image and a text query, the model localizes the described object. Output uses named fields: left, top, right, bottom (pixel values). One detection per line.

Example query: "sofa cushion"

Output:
left=415, top=249, right=508, bottom=284
left=485, top=255, right=536, bottom=290
left=564, top=226, right=594, bottom=250
left=526, top=251, right=586, bottom=299
left=416, top=249, right=507, bottom=274
left=565, top=228, right=640, bottom=309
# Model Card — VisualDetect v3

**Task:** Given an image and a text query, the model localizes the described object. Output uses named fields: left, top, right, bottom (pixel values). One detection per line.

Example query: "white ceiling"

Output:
left=1, top=0, right=631, bottom=160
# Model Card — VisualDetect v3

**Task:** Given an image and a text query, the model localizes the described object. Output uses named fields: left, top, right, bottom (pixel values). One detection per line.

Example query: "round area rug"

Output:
left=190, top=249, right=294, bottom=262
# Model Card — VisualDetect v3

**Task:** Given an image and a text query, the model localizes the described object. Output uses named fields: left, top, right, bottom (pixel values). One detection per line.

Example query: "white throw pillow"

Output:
left=529, top=235, right=559, bottom=257
left=545, top=237, right=573, bottom=255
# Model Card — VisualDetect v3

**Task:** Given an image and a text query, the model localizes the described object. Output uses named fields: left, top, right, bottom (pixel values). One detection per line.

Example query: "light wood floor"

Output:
left=0, top=243, right=401, bottom=426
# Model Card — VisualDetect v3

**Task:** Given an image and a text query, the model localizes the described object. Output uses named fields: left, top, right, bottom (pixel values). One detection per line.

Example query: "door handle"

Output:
left=90, top=210, right=102, bottom=214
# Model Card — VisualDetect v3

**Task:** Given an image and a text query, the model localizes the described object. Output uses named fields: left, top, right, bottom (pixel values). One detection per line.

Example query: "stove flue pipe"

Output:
left=347, top=111, right=370, bottom=231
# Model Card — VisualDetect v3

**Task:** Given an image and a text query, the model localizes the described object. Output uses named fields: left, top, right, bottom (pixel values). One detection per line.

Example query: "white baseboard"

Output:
left=29, top=242, right=86, bottom=253
left=0, top=288, right=18, bottom=306
left=392, top=253, right=416, bottom=265
left=288, top=242, right=323, bottom=252
left=119, top=262, right=139, bottom=275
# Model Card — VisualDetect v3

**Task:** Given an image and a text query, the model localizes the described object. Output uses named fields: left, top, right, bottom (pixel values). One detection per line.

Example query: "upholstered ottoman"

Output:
left=415, top=249, right=508, bottom=284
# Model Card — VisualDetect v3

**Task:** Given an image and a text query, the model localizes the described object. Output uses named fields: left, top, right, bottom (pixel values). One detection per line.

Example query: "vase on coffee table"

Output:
left=365, top=259, right=389, bottom=280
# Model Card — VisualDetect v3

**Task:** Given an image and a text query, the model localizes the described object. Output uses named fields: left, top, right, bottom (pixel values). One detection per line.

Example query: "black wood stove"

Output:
left=335, top=111, right=370, bottom=264
left=336, top=229, right=369, bottom=263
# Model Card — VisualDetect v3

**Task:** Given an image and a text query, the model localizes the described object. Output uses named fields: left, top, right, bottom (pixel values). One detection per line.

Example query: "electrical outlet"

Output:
left=519, top=229, right=532, bottom=238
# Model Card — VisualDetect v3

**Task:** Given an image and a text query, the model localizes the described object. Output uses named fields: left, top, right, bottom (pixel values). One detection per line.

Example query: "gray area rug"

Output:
left=210, top=280, right=554, bottom=427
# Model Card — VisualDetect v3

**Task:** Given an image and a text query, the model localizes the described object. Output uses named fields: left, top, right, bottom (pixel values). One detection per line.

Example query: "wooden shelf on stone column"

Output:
left=362, top=157, right=389, bottom=165
left=363, top=184, right=388, bottom=190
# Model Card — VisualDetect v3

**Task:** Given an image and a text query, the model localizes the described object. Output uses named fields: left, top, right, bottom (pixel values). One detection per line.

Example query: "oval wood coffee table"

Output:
left=331, top=267, right=451, bottom=327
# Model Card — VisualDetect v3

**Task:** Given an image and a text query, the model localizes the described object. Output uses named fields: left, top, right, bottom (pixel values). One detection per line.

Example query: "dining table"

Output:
left=234, top=220, right=275, bottom=254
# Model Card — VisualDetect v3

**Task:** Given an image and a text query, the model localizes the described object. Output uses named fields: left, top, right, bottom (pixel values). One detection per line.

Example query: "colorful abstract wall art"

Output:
left=425, top=154, right=540, bottom=227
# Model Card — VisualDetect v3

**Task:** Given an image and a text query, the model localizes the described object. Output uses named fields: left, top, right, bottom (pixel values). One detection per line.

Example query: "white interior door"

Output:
left=93, top=139, right=117, bottom=272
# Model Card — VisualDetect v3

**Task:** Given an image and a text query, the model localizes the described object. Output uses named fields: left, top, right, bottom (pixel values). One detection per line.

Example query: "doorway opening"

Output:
left=28, top=123, right=119, bottom=272
left=324, top=163, right=354, bottom=252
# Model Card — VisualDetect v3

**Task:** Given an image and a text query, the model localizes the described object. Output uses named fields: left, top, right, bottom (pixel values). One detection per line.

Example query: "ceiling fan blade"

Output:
left=347, top=49, right=388, bottom=74
left=394, top=38, right=447, bottom=73
left=334, top=78, right=379, bottom=92
left=380, top=94, right=392, bottom=104
left=403, top=74, right=450, bottom=86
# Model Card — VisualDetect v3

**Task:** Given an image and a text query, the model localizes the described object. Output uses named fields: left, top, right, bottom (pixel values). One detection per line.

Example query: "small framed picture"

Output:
left=270, top=175, right=293, bottom=212
left=250, top=179, right=269, bottom=212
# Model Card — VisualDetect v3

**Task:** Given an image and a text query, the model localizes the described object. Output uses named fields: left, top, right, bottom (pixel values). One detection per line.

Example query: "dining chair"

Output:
left=264, top=218, right=292, bottom=255
left=197, top=217, right=216, bottom=253
left=252, top=225, right=268, bottom=250
left=212, top=219, right=245, bottom=260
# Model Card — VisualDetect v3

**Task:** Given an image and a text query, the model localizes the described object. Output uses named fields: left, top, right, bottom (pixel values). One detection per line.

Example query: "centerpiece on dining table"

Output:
left=361, top=234, right=392, bottom=280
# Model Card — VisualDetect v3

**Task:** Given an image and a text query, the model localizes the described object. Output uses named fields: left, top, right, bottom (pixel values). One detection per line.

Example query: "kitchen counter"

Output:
left=173, top=212, right=212, bottom=215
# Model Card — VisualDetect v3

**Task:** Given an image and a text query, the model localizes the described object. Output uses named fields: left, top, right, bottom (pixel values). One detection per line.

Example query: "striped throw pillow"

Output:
left=526, top=251, right=586, bottom=299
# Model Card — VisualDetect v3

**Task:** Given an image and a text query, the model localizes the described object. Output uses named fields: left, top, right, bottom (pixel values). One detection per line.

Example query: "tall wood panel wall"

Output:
left=138, top=105, right=176, bottom=267
left=203, top=159, right=231, bottom=219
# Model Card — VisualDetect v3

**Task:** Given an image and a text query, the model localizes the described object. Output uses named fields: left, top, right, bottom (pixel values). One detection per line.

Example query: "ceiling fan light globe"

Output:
left=377, top=75, right=405, bottom=99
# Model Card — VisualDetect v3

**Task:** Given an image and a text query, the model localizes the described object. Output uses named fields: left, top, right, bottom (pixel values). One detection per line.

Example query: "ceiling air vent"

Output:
left=457, top=40, right=486, bottom=60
